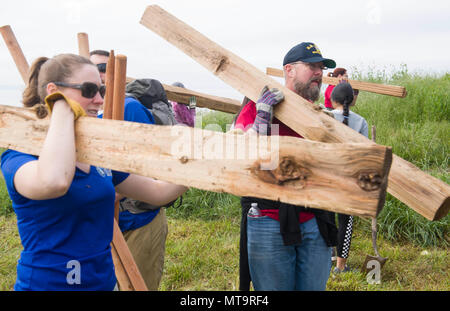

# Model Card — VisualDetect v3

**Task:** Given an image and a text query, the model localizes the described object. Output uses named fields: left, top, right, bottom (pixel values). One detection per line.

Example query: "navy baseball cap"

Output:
left=283, top=42, right=336, bottom=68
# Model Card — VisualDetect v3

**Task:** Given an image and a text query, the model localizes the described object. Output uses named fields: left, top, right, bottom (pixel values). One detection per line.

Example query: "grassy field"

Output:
left=0, top=68, right=448, bottom=291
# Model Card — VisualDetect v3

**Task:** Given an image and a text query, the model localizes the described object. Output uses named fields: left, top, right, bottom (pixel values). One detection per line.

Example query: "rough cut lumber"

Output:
left=162, top=83, right=241, bottom=114
left=139, top=5, right=449, bottom=221
left=266, top=67, right=407, bottom=98
left=126, top=76, right=242, bottom=114
left=77, top=32, right=90, bottom=59
left=0, top=25, right=29, bottom=83
left=111, top=219, right=147, bottom=291
left=0, top=104, right=393, bottom=218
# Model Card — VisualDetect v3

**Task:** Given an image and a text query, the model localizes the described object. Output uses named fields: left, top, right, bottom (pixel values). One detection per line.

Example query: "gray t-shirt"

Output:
left=331, top=110, right=369, bottom=138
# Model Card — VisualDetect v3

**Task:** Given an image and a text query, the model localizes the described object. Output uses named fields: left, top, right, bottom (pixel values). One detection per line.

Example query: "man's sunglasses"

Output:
left=96, top=63, right=107, bottom=73
left=53, top=82, right=106, bottom=99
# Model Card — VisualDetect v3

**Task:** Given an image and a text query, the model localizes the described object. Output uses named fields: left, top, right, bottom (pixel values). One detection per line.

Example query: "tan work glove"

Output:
left=44, top=91, right=86, bottom=120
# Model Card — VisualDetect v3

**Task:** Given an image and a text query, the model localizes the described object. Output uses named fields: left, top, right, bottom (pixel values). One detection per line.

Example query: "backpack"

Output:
left=125, top=78, right=178, bottom=126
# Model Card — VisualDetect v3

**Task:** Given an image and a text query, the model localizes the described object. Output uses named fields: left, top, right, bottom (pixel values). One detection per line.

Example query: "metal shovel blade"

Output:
left=361, top=217, right=388, bottom=274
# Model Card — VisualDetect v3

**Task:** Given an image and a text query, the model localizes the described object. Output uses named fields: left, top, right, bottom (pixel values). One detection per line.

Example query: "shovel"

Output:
left=361, top=216, right=388, bottom=274
left=361, top=126, right=388, bottom=274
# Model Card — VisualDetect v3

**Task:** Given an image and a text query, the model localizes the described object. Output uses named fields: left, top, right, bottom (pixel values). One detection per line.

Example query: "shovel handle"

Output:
left=371, top=217, right=380, bottom=257
left=370, top=125, right=381, bottom=257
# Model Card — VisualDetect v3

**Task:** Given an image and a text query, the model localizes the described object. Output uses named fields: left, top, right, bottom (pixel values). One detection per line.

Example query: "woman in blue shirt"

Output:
left=1, top=54, right=187, bottom=290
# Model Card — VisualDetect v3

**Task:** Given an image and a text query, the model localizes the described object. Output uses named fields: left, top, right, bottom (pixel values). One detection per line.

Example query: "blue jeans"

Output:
left=247, top=216, right=332, bottom=290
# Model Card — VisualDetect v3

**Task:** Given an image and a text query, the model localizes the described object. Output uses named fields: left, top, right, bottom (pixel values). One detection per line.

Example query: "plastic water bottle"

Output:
left=248, top=202, right=262, bottom=217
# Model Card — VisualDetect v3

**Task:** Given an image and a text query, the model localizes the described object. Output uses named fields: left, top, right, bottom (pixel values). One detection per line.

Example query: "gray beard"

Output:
left=294, top=79, right=321, bottom=102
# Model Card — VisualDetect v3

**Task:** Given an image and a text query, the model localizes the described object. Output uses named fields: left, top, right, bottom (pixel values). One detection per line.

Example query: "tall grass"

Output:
left=166, top=188, right=241, bottom=222
left=0, top=171, right=12, bottom=217
left=348, top=67, right=449, bottom=247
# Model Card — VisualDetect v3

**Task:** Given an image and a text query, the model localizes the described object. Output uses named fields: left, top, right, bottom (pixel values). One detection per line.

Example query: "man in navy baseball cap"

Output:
left=283, top=42, right=336, bottom=68
left=233, top=41, right=339, bottom=292
left=283, top=42, right=335, bottom=102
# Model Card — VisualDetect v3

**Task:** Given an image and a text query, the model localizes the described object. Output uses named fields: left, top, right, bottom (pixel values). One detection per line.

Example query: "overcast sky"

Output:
left=0, top=0, right=449, bottom=106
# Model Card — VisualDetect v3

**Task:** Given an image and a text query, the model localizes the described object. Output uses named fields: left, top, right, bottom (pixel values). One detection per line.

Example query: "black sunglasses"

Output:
left=53, top=82, right=106, bottom=99
left=96, top=63, right=107, bottom=73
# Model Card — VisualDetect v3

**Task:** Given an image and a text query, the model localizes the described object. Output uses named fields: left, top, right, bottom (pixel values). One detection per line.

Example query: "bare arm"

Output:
left=115, top=174, right=188, bottom=207
left=13, top=100, right=76, bottom=200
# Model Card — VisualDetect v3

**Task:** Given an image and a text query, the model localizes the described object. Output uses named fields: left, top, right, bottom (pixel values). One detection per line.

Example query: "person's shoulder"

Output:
left=124, top=96, right=155, bottom=124
left=331, top=109, right=342, bottom=115
left=325, top=84, right=335, bottom=92
left=1, top=149, right=34, bottom=163
left=350, top=110, right=367, bottom=121
left=242, top=100, right=256, bottom=113
left=235, top=100, right=256, bottom=127
left=125, top=96, right=144, bottom=107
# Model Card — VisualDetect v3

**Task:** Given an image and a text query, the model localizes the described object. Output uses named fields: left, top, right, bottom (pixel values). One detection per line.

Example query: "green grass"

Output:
left=348, top=68, right=449, bottom=248
left=1, top=212, right=448, bottom=291
left=167, top=188, right=241, bottom=221
left=0, top=215, right=21, bottom=291
left=0, top=68, right=448, bottom=291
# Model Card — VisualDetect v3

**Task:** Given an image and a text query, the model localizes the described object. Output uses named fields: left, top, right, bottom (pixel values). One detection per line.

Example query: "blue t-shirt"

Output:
left=100, top=97, right=160, bottom=232
left=1, top=150, right=129, bottom=290
left=99, top=97, right=156, bottom=125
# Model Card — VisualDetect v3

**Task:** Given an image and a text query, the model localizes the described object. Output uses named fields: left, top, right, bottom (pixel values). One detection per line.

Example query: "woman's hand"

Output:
left=45, top=92, right=86, bottom=120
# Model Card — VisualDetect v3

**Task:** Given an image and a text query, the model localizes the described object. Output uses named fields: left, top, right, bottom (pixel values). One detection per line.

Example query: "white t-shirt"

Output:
left=331, top=110, right=369, bottom=138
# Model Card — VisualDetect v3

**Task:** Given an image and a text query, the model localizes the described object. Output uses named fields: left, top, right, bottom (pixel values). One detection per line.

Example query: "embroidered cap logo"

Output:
left=307, top=44, right=322, bottom=55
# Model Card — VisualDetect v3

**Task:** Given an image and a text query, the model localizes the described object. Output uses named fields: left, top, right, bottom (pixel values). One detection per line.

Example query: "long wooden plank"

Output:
left=110, top=238, right=133, bottom=291
left=0, top=104, right=392, bottom=218
left=266, top=67, right=407, bottom=97
left=103, top=50, right=115, bottom=120
left=139, top=5, right=449, bottom=221
left=112, top=55, right=127, bottom=121
left=0, top=25, right=29, bottom=83
left=163, top=83, right=241, bottom=114
left=125, top=76, right=241, bottom=114
left=108, top=53, right=147, bottom=291
left=111, top=219, right=147, bottom=291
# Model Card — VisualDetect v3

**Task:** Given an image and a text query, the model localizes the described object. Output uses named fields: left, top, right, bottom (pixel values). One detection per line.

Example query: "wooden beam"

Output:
left=266, top=67, right=407, bottom=98
left=0, top=104, right=392, bottom=218
left=0, top=25, right=29, bottom=83
left=111, top=219, right=148, bottom=291
left=163, top=83, right=241, bottom=114
left=107, top=53, right=147, bottom=291
left=125, top=76, right=241, bottom=114
left=112, top=55, right=127, bottom=121
left=139, top=5, right=449, bottom=221
left=103, top=50, right=115, bottom=120
left=77, top=32, right=90, bottom=59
